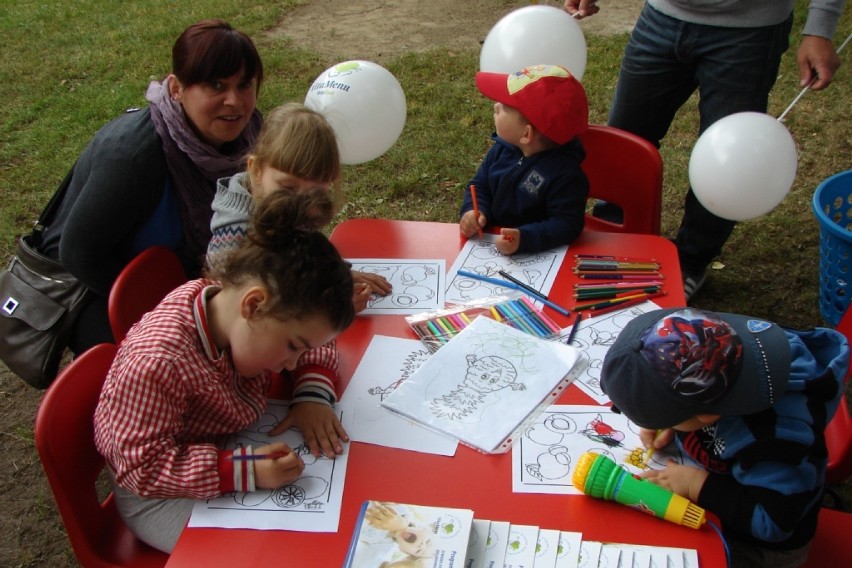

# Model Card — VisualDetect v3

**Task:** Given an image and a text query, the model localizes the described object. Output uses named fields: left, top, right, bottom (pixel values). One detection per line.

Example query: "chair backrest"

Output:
left=108, top=246, right=187, bottom=343
left=802, top=507, right=852, bottom=567
left=34, top=343, right=168, bottom=567
left=579, top=125, right=663, bottom=235
left=826, top=308, right=852, bottom=485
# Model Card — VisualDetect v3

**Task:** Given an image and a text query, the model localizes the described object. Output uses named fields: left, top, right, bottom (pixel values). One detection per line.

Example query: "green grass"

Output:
left=1, top=2, right=849, bottom=331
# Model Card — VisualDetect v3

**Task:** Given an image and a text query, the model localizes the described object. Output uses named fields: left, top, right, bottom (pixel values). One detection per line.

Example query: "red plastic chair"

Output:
left=108, top=246, right=187, bottom=343
left=579, top=125, right=664, bottom=235
left=802, top=507, right=852, bottom=566
left=827, top=309, right=852, bottom=486
left=34, top=343, right=169, bottom=567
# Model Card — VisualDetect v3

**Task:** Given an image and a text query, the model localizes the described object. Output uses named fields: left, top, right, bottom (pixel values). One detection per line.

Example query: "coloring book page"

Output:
left=445, top=233, right=568, bottom=305
left=512, top=404, right=686, bottom=495
left=348, top=258, right=446, bottom=314
left=381, top=316, right=587, bottom=454
left=553, top=301, right=662, bottom=404
left=341, top=334, right=458, bottom=456
left=188, top=399, right=352, bottom=532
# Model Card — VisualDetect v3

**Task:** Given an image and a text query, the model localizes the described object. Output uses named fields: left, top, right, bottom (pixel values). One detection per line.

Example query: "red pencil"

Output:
left=469, top=184, right=483, bottom=239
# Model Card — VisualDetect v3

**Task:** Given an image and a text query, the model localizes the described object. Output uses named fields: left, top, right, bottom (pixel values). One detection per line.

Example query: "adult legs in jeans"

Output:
left=607, top=4, right=792, bottom=291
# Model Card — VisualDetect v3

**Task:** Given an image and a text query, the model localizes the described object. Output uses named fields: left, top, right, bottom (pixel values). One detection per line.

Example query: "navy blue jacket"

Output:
left=679, top=327, right=849, bottom=550
left=460, top=134, right=588, bottom=254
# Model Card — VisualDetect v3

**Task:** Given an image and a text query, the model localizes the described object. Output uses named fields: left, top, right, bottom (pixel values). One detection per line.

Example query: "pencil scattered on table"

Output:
left=572, top=254, right=666, bottom=312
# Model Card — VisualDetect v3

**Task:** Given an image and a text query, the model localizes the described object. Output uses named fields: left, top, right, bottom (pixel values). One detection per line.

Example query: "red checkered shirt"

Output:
left=93, top=279, right=338, bottom=498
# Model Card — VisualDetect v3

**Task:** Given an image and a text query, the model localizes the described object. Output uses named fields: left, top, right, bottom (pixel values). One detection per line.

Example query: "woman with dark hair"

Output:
left=37, top=19, right=264, bottom=355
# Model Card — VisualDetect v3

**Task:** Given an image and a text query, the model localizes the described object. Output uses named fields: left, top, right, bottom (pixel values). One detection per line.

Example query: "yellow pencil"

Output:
left=645, top=429, right=663, bottom=463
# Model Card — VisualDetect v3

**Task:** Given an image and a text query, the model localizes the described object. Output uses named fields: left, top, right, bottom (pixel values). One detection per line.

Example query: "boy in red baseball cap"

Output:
left=459, top=64, right=589, bottom=255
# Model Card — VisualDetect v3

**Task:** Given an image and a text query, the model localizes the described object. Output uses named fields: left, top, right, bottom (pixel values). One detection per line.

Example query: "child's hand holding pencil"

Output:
left=240, top=443, right=305, bottom=490
left=460, top=185, right=486, bottom=239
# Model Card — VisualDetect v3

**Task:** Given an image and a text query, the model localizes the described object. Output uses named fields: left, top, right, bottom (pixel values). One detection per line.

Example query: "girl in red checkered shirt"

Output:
left=94, top=190, right=354, bottom=552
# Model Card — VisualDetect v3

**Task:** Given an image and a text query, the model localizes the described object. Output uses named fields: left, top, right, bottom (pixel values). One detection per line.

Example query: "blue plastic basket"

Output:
left=813, top=170, right=852, bottom=326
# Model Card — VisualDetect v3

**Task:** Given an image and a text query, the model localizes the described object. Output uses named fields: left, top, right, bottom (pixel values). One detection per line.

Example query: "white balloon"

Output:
left=688, top=112, right=798, bottom=221
left=480, top=5, right=587, bottom=79
left=305, top=60, right=407, bottom=165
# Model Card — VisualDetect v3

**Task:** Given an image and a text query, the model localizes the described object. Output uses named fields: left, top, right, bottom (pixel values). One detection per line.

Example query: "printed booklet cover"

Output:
left=381, top=316, right=588, bottom=453
left=344, top=500, right=474, bottom=567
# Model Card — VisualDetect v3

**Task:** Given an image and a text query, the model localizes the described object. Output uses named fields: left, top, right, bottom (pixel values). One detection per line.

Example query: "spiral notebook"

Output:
left=380, top=316, right=587, bottom=453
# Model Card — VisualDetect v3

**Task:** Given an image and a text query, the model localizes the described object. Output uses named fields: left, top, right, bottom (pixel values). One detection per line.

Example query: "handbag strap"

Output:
left=30, top=161, right=77, bottom=242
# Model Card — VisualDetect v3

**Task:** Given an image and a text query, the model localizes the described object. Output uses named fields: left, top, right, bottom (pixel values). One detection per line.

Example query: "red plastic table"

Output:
left=166, top=220, right=726, bottom=567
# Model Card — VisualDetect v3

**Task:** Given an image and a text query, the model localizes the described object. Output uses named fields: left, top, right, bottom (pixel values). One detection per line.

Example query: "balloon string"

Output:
left=778, top=30, right=852, bottom=122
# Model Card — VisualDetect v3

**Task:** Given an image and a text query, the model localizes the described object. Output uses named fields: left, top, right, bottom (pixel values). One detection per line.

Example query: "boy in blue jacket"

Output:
left=459, top=64, right=589, bottom=255
left=601, top=307, right=849, bottom=568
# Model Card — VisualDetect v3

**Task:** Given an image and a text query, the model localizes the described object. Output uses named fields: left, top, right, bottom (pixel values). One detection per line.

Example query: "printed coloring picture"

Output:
left=348, top=258, right=446, bottom=314
left=445, top=234, right=568, bottom=304
left=554, top=303, right=659, bottom=404
left=188, top=400, right=351, bottom=532
left=513, top=405, right=685, bottom=495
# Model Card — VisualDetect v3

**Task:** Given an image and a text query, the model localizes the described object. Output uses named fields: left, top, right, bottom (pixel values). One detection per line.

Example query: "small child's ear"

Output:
left=240, top=286, right=269, bottom=319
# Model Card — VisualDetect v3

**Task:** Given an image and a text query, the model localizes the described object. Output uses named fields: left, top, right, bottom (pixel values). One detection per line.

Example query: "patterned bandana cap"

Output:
left=638, top=309, right=743, bottom=404
left=600, top=308, right=792, bottom=429
left=475, top=64, right=589, bottom=145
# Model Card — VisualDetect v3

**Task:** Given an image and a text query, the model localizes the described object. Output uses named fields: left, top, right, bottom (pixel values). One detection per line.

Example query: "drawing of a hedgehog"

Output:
left=429, top=354, right=525, bottom=420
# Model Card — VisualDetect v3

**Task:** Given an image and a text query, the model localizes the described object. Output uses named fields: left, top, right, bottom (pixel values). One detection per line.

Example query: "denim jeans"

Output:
left=608, top=3, right=793, bottom=274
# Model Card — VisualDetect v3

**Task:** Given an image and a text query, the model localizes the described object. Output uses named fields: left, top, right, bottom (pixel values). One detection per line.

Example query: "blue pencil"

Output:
left=506, top=299, right=549, bottom=337
left=456, top=269, right=571, bottom=316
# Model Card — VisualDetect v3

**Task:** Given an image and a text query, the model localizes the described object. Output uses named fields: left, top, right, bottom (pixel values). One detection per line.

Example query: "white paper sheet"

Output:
left=554, top=531, right=583, bottom=568
left=342, top=334, right=458, bottom=456
left=381, top=317, right=587, bottom=453
left=348, top=258, right=446, bottom=314
left=512, top=404, right=686, bottom=495
left=445, top=233, right=568, bottom=306
left=188, top=399, right=352, bottom=532
left=553, top=301, right=661, bottom=404
left=504, top=524, right=540, bottom=568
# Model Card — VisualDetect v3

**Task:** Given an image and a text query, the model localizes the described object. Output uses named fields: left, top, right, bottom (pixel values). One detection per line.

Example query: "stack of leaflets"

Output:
left=344, top=500, right=700, bottom=568
left=380, top=316, right=588, bottom=454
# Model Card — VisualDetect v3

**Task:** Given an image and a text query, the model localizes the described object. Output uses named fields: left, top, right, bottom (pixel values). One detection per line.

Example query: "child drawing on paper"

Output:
left=365, top=264, right=437, bottom=309
left=430, top=354, right=525, bottom=420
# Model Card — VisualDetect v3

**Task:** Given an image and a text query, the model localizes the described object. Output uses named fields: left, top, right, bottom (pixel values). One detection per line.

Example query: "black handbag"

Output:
left=0, top=165, right=91, bottom=388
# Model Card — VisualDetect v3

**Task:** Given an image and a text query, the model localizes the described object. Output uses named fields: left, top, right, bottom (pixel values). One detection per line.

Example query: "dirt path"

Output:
left=272, top=0, right=642, bottom=63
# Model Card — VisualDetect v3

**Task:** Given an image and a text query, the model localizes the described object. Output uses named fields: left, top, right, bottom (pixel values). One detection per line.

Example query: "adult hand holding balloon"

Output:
left=688, top=112, right=798, bottom=221
left=480, top=5, right=587, bottom=79
left=305, top=60, right=406, bottom=165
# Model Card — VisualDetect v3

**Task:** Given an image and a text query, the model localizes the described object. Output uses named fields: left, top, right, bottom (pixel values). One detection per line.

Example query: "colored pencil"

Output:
left=498, top=270, right=547, bottom=300
left=577, top=273, right=664, bottom=281
left=519, top=296, right=561, bottom=334
left=565, top=312, right=582, bottom=345
left=456, top=269, right=571, bottom=316
left=574, top=292, right=651, bottom=312
left=434, top=317, right=455, bottom=335
left=231, top=451, right=290, bottom=461
left=574, top=281, right=665, bottom=290
left=575, top=254, right=658, bottom=262
left=507, top=299, right=549, bottom=337
left=425, top=319, right=446, bottom=342
left=587, top=292, right=667, bottom=316
left=469, top=184, right=483, bottom=239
